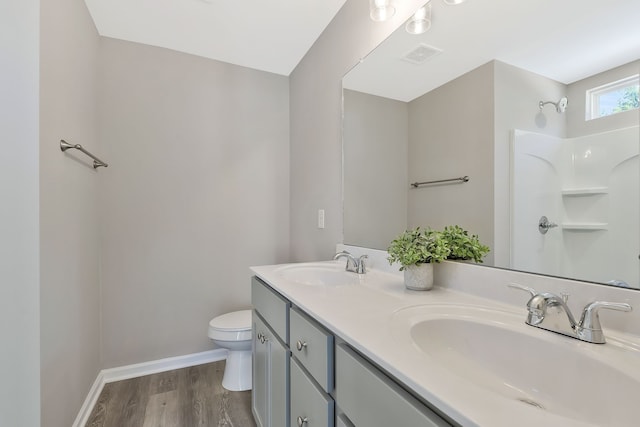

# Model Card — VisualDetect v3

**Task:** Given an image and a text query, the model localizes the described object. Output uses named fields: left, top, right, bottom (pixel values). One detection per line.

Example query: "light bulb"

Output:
left=405, top=4, right=431, bottom=35
left=370, top=0, right=396, bottom=22
left=414, top=5, right=428, bottom=20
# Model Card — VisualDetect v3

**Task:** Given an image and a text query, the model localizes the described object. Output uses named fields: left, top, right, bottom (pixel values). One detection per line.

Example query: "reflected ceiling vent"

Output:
left=402, top=44, right=442, bottom=65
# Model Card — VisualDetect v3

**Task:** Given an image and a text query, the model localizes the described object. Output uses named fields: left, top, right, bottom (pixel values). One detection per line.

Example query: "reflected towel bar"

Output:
left=411, top=176, right=469, bottom=188
left=60, top=140, right=108, bottom=169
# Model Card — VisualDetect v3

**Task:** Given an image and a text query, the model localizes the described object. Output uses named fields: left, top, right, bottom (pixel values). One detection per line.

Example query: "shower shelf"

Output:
left=561, top=222, right=608, bottom=231
left=561, top=187, right=608, bottom=196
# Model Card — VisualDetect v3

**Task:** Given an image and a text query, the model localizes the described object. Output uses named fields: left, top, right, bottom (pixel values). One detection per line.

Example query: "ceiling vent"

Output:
left=402, top=44, right=442, bottom=65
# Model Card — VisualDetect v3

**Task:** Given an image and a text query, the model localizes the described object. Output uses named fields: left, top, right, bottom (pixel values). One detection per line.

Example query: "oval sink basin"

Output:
left=392, top=304, right=640, bottom=426
left=274, top=262, right=360, bottom=286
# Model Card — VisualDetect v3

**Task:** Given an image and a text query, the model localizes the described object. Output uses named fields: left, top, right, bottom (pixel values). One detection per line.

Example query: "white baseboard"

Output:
left=72, top=371, right=106, bottom=427
left=101, top=348, right=228, bottom=383
left=73, top=349, right=228, bottom=427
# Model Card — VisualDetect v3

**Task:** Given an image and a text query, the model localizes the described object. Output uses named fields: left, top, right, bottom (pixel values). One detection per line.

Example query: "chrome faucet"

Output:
left=509, top=284, right=632, bottom=344
left=333, top=251, right=368, bottom=274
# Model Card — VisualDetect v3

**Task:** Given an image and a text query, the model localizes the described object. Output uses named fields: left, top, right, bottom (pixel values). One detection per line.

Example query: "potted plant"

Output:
left=440, top=225, right=490, bottom=263
left=387, top=227, right=450, bottom=290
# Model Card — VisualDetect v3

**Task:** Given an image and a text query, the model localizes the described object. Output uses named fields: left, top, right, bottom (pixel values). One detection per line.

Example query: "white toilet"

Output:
left=208, top=309, right=252, bottom=391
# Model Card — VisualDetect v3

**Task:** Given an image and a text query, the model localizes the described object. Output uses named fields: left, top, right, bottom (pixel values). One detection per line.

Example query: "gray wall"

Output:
left=343, top=89, right=408, bottom=250
left=13, top=6, right=289, bottom=422
left=408, top=62, right=495, bottom=262
left=341, top=60, right=573, bottom=264
left=98, top=38, right=290, bottom=368
left=289, top=0, right=425, bottom=261
left=0, top=0, right=41, bottom=426
left=493, top=60, right=567, bottom=267
left=39, top=0, right=102, bottom=425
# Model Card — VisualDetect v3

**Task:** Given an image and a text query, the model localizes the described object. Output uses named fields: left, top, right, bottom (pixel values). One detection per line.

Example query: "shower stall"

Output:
left=511, top=126, right=639, bottom=288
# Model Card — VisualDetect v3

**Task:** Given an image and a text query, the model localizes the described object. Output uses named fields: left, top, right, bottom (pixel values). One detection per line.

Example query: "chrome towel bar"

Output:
left=411, top=175, right=469, bottom=188
left=60, top=140, right=108, bottom=169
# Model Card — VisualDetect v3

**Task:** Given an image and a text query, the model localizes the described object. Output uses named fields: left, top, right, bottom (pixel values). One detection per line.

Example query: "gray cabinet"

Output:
left=335, top=343, right=451, bottom=427
left=252, top=276, right=289, bottom=344
left=290, top=307, right=334, bottom=393
left=336, top=414, right=354, bottom=427
left=252, top=314, right=269, bottom=427
left=252, top=276, right=453, bottom=427
left=289, top=308, right=335, bottom=427
left=252, top=277, right=291, bottom=427
left=290, top=357, right=334, bottom=427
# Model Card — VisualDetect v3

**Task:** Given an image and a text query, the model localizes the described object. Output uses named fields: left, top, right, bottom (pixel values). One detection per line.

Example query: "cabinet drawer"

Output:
left=290, top=307, right=334, bottom=392
left=291, top=358, right=334, bottom=427
left=252, top=276, right=290, bottom=344
left=335, top=344, right=451, bottom=427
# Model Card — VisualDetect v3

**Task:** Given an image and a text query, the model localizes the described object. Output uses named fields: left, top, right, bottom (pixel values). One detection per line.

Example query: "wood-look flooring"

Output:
left=86, top=361, right=256, bottom=427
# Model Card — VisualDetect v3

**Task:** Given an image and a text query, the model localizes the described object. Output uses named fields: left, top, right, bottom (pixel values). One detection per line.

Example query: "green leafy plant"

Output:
left=440, top=225, right=490, bottom=263
left=387, top=227, right=450, bottom=270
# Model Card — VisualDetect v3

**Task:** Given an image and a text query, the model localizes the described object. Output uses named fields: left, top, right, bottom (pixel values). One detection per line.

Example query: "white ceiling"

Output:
left=344, top=0, right=640, bottom=102
left=84, top=0, right=347, bottom=76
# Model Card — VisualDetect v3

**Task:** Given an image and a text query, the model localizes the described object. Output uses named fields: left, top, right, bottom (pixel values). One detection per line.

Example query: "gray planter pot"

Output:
left=403, top=263, right=434, bottom=291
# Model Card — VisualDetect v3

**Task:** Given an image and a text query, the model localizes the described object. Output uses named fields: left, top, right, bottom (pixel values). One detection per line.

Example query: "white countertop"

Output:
left=251, top=260, right=640, bottom=427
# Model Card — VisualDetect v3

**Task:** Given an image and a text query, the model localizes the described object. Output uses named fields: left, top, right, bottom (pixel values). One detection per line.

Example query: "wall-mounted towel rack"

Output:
left=411, top=175, right=469, bottom=188
left=60, top=140, right=108, bottom=169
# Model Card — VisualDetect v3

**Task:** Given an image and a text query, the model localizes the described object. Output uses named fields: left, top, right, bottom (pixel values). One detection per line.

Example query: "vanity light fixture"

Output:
left=443, top=0, right=467, bottom=4
left=370, top=0, right=396, bottom=22
left=405, top=3, right=432, bottom=35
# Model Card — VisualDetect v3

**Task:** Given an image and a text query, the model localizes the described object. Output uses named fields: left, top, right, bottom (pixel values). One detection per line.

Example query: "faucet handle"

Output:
left=578, top=301, right=632, bottom=343
left=334, top=250, right=351, bottom=258
left=356, top=254, right=368, bottom=274
left=580, top=301, right=632, bottom=331
left=507, top=283, right=538, bottom=298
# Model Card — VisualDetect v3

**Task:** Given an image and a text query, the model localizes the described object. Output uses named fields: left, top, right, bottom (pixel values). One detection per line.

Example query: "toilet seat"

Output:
left=208, top=309, right=252, bottom=341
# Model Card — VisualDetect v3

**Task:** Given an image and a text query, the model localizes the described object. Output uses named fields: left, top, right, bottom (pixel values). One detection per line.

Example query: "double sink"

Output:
left=265, top=261, right=640, bottom=426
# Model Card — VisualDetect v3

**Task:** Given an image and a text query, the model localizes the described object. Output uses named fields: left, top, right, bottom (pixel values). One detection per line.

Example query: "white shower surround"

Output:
left=511, top=126, right=639, bottom=288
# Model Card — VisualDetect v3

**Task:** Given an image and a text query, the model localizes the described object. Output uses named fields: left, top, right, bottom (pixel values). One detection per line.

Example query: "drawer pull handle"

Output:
left=296, top=340, right=307, bottom=351
left=297, top=416, right=308, bottom=426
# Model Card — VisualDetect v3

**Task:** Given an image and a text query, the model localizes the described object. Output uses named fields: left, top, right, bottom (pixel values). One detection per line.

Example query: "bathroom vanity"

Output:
left=251, top=250, right=640, bottom=427
left=251, top=274, right=450, bottom=427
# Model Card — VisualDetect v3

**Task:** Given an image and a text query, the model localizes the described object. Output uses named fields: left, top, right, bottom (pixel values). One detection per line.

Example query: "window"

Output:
left=586, top=74, right=639, bottom=120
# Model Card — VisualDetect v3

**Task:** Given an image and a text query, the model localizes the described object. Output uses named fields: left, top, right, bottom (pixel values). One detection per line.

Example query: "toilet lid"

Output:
left=209, top=309, right=252, bottom=331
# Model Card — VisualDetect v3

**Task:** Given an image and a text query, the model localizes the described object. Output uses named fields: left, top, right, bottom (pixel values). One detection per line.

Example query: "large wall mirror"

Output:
left=342, top=0, right=640, bottom=288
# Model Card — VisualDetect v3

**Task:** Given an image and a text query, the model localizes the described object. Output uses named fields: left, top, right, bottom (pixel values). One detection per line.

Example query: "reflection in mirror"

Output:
left=342, top=0, right=640, bottom=288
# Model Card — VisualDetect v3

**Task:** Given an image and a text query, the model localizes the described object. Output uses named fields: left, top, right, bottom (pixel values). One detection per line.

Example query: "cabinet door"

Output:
left=252, top=313, right=269, bottom=427
left=335, top=344, right=451, bottom=427
left=253, top=311, right=290, bottom=427
left=336, top=414, right=354, bottom=427
left=269, top=326, right=290, bottom=427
